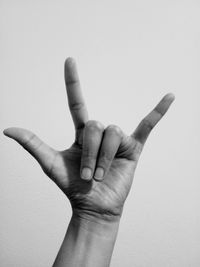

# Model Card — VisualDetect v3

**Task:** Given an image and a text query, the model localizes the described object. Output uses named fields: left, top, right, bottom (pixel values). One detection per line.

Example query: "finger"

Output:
left=3, top=127, right=56, bottom=177
left=132, top=93, right=175, bottom=144
left=94, top=125, right=123, bottom=181
left=80, top=121, right=104, bottom=181
left=64, top=57, right=89, bottom=130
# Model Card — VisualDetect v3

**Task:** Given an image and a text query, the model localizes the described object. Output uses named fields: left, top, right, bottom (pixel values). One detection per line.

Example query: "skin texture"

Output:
left=3, top=58, right=175, bottom=266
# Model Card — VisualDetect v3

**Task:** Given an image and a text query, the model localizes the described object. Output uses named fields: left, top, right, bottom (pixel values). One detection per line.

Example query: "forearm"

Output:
left=53, top=213, right=120, bottom=267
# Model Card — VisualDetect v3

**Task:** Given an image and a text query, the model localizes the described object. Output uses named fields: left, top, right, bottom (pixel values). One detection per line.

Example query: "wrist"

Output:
left=71, top=211, right=121, bottom=239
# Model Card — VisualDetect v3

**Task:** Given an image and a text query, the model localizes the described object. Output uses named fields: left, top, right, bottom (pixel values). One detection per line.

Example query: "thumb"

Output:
left=3, top=127, right=57, bottom=177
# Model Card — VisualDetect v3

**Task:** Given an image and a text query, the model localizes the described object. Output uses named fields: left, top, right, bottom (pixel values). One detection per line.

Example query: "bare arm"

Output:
left=53, top=214, right=120, bottom=267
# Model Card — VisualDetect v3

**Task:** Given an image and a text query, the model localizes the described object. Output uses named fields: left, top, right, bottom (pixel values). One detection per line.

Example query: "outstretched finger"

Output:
left=64, top=57, right=89, bottom=130
left=3, top=127, right=56, bottom=177
left=132, top=93, right=175, bottom=144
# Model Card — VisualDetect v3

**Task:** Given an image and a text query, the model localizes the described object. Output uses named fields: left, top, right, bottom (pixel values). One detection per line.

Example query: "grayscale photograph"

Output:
left=1, top=1, right=199, bottom=266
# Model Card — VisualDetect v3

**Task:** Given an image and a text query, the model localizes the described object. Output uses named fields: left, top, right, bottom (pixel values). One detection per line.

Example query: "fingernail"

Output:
left=94, top=167, right=104, bottom=180
left=81, top=167, right=92, bottom=180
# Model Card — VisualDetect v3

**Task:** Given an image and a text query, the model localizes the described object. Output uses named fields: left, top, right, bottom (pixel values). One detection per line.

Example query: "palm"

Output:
left=49, top=141, right=137, bottom=217
left=4, top=58, right=174, bottom=220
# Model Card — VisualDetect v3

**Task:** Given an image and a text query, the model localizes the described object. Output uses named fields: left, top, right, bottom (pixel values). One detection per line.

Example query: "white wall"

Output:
left=1, top=1, right=199, bottom=266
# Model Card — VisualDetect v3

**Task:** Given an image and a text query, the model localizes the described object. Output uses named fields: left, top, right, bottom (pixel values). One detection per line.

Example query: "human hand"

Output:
left=3, top=58, right=175, bottom=223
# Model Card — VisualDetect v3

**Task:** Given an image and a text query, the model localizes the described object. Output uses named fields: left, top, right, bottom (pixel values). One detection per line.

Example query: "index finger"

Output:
left=64, top=57, right=89, bottom=130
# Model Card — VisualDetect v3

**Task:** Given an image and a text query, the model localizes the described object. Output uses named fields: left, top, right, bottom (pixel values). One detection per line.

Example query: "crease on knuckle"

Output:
left=82, top=149, right=97, bottom=161
left=69, top=102, right=85, bottom=111
left=66, top=79, right=79, bottom=86
left=24, top=133, right=36, bottom=146
left=23, top=134, right=43, bottom=152
left=141, top=119, right=154, bottom=131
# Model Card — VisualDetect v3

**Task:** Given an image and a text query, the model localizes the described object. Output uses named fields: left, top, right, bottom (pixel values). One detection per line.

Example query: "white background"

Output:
left=1, top=1, right=199, bottom=266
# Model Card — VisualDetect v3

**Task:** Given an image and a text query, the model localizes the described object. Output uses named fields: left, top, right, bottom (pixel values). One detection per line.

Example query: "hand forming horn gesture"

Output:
left=3, top=58, right=175, bottom=223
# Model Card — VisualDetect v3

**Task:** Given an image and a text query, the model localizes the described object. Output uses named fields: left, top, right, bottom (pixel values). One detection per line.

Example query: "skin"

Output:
left=3, top=58, right=175, bottom=266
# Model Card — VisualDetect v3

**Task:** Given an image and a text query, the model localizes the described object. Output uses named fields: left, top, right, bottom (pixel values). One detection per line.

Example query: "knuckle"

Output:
left=85, top=120, right=104, bottom=132
left=69, top=102, right=85, bottom=111
left=141, top=119, right=154, bottom=130
left=82, top=148, right=97, bottom=160
left=22, top=133, right=43, bottom=152
left=24, top=133, right=36, bottom=146
left=106, top=124, right=122, bottom=136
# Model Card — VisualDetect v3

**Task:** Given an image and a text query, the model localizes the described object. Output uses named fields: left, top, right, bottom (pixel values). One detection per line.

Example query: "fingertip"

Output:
left=165, top=93, right=175, bottom=102
left=94, top=167, right=105, bottom=182
left=3, top=128, right=13, bottom=137
left=65, top=57, right=76, bottom=68
left=3, top=129, right=8, bottom=136
left=81, top=167, right=92, bottom=181
left=64, top=57, right=79, bottom=83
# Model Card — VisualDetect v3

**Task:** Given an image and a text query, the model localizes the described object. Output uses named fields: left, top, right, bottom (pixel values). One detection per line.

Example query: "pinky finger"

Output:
left=132, top=93, right=175, bottom=144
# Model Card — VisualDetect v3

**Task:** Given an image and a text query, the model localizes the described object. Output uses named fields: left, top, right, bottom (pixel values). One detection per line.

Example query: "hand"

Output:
left=3, top=58, right=175, bottom=223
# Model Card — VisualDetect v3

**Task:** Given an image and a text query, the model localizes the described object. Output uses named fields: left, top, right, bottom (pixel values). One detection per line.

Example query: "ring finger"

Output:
left=94, top=125, right=123, bottom=181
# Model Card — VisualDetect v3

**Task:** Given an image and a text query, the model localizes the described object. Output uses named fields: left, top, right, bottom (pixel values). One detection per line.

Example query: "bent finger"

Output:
left=80, top=121, right=104, bottom=181
left=94, top=125, right=122, bottom=181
